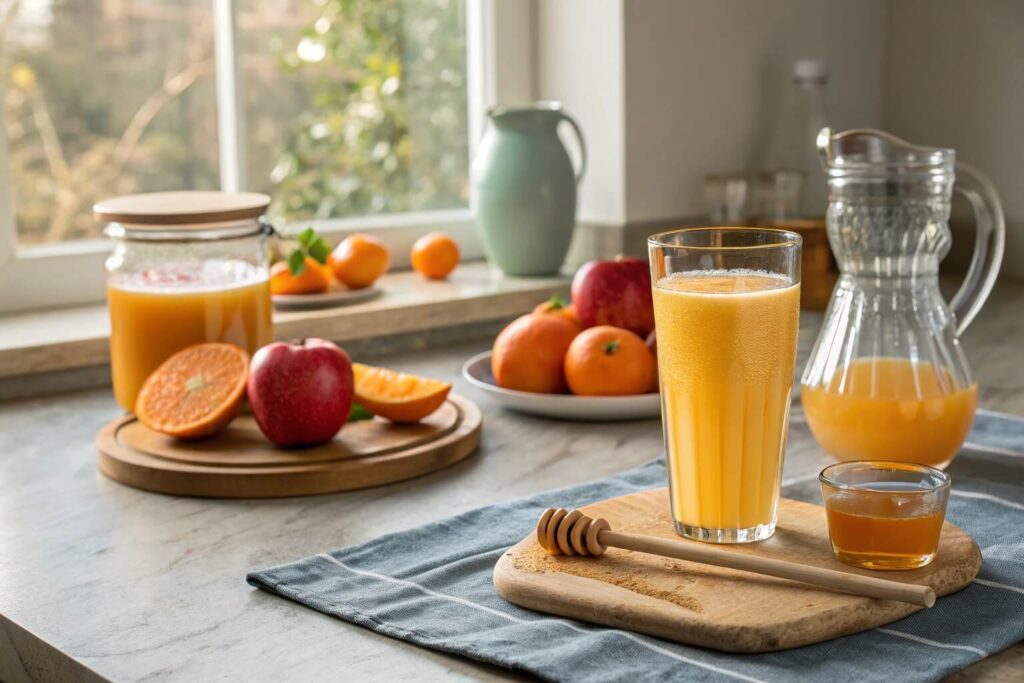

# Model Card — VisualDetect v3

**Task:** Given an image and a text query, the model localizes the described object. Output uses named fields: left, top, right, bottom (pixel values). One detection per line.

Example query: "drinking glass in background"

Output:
left=755, top=170, right=804, bottom=223
left=648, top=228, right=802, bottom=543
left=703, top=171, right=805, bottom=226
left=703, top=173, right=755, bottom=225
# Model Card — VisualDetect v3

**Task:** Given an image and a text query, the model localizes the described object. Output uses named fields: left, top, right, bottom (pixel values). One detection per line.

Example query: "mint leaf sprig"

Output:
left=284, top=227, right=332, bottom=276
left=348, top=403, right=374, bottom=422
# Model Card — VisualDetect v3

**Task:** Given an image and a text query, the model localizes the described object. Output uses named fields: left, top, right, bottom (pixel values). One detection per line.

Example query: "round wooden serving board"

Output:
left=97, top=395, right=481, bottom=498
left=494, top=488, right=981, bottom=653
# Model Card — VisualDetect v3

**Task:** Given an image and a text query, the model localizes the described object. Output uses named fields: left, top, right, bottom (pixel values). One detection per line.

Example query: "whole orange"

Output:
left=492, top=313, right=579, bottom=393
left=332, top=233, right=390, bottom=289
left=532, top=295, right=582, bottom=330
left=411, top=232, right=460, bottom=279
left=322, top=255, right=337, bottom=282
left=270, top=257, right=330, bottom=295
left=565, top=325, right=656, bottom=396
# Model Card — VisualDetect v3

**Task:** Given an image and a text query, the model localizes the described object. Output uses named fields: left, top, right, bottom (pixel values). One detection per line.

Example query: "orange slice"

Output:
left=352, top=363, right=451, bottom=423
left=135, top=343, right=249, bottom=439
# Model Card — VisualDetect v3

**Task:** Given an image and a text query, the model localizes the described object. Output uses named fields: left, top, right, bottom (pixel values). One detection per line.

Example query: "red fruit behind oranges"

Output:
left=571, top=256, right=654, bottom=335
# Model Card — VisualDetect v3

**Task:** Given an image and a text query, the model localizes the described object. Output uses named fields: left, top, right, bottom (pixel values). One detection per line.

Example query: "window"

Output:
left=5, top=0, right=219, bottom=246
left=4, top=0, right=468, bottom=246
left=0, top=0, right=530, bottom=313
left=238, top=0, right=470, bottom=222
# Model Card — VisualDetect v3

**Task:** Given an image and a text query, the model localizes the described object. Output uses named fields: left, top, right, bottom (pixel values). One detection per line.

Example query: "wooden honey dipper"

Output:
left=536, top=508, right=936, bottom=607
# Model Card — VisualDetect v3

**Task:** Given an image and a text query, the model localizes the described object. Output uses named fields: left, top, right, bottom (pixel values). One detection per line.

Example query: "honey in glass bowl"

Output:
left=98, top=192, right=274, bottom=412
left=819, top=461, right=951, bottom=570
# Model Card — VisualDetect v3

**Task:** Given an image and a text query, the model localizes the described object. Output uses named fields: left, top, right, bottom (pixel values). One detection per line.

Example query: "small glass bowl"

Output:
left=819, top=461, right=951, bottom=570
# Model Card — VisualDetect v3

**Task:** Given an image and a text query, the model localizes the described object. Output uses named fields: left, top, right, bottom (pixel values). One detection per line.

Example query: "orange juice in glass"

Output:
left=649, top=228, right=801, bottom=543
left=99, top=192, right=274, bottom=412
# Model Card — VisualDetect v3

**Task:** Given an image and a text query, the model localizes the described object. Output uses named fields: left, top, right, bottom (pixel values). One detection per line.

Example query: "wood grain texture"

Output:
left=494, top=488, right=981, bottom=653
left=96, top=395, right=481, bottom=498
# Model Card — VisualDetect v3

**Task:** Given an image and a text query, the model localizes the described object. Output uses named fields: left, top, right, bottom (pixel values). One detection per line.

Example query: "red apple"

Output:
left=247, top=338, right=354, bottom=448
left=571, top=256, right=654, bottom=335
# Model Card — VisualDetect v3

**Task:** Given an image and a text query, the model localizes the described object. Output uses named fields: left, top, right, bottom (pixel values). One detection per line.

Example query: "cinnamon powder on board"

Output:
left=510, top=548, right=705, bottom=613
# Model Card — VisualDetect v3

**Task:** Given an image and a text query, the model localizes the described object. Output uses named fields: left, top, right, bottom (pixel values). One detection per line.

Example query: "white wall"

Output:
left=622, top=0, right=887, bottom=222
left=884, top=0, right=1024, bottom=277
left=531, top=0, right=1024, bottom=279
left=535, top=0, right=627, bottom=225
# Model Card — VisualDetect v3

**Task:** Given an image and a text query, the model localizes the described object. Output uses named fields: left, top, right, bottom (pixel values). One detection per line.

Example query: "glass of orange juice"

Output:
left=99, top=192, right=275, bottom=412
left=649, top=228, right=802, bottom=543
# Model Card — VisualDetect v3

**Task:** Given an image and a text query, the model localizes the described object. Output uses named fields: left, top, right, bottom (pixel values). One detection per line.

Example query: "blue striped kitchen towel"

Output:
left=247, top=409, right=1024, bottom=682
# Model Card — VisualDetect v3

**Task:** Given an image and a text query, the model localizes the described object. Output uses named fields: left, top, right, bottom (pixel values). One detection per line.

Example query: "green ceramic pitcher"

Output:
left=471, top=102, right=586, bottom=276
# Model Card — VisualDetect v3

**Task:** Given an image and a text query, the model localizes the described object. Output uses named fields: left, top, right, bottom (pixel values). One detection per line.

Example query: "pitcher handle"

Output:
left=559, top=112, right=587, bottom=184
left=950, top=161, right=1005, bottom=334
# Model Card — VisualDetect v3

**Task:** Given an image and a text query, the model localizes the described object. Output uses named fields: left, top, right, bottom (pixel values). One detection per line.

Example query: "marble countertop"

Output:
left=1, top=281, right=1023, bottom=682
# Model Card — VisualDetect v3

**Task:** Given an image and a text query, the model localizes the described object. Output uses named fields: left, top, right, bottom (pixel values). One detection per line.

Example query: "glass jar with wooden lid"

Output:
left=98, top=191, right=274, bottom=411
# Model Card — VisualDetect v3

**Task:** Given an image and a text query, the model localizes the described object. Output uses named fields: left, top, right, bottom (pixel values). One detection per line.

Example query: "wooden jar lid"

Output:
left=94, top=191, right=271, bottom=227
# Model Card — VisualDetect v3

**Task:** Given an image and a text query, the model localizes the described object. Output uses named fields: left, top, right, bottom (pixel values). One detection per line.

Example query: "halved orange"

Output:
left=135, top=343, right=249, bottom=439
left=352, top=363, right=451, bottom=423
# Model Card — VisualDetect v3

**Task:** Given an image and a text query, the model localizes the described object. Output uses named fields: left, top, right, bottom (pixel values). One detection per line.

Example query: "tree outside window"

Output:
left=2, top=0, right=469, bottom=246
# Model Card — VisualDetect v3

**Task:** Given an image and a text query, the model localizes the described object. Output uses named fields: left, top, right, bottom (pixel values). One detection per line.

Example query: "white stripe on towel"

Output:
left=317, top=553, right=765, bottom=683
left=975, top=578, right=1024, bottom=595
left=964, top=409, right=1024, bottom=456
left=876, top=628, right=988, bottom=658
left=951, top=490, right=1024, bottom=512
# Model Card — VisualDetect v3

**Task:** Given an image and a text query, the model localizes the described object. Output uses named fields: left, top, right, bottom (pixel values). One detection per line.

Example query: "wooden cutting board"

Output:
left=493, top=488, right=981, bottom=652
left=97, top=394, right=481, bottom=498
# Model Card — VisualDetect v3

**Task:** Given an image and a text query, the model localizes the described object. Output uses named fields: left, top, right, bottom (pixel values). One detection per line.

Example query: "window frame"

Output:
left=0, top=0, right=533, bottom=314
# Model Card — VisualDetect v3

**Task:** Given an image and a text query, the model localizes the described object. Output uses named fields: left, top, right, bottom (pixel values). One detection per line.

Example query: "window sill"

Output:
left=0, top=260, right=569, bottom=382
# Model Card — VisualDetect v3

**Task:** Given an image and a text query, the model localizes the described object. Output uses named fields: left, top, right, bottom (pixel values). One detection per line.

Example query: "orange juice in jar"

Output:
left=98, top=192, right=274, bottom=411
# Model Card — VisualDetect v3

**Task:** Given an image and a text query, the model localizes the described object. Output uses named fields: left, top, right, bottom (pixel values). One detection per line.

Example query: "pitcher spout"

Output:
left=816, top=127, right=955, bottom=173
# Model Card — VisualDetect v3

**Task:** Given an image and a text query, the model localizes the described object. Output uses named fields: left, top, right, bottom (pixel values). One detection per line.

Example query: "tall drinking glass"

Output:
left=648, top=228, right=802, bottom=543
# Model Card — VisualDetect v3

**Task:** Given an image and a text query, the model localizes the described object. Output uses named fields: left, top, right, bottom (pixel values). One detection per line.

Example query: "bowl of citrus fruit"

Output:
left=462, top=256, right=662, bottom=421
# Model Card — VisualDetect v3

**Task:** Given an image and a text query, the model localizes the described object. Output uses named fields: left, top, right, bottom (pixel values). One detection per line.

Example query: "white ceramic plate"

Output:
left=461, top=351, right=661, bottom=421
left=272, top=284, right=382, bottom=311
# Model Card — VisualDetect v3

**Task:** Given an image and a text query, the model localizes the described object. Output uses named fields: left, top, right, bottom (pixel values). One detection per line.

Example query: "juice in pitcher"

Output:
left=98, top=191, right=274, bottom=412
left=649, top=228, right=801, bottom=543
left=801, top=358, right=977, bottom=467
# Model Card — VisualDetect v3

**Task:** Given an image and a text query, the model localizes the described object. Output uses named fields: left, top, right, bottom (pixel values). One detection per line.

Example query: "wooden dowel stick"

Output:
left=600, top=530, right=935, bottom=607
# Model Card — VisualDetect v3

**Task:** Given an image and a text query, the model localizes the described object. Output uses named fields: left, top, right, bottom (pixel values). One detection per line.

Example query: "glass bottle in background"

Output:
left=761, top=59, right=829, bottom=218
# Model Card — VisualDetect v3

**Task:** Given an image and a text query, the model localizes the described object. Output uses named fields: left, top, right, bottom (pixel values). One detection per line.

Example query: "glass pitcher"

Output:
left=801, top=128, right=1005, bottom=468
